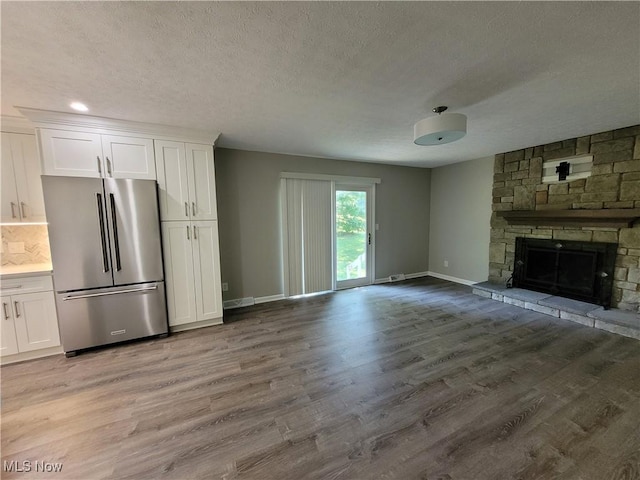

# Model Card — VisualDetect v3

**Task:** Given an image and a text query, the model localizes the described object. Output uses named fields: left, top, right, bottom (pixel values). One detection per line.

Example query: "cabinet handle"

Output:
left=97, top=156, right=102, bottom=175
left=185, top=202, right=189, bottom=218
left=186, top=225, right=190, bottom=240
left=2, top=303, right=9, bottom=320
left=13, top=301, right=20, bottom=318
left=192, top=202, right=196, bottom=217
left=106, top=157, right=112, bottom=176
left=20, top=202, right=27, bottom=219
left=10, top=202, right=17, bottom=218
left=193, top=225, right=197, bottom=239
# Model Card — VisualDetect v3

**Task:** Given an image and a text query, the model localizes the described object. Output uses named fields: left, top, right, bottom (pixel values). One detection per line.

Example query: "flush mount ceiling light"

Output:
left=70, top=102, right=89, bottom=112
left=414, top=106, right=467, bottom=146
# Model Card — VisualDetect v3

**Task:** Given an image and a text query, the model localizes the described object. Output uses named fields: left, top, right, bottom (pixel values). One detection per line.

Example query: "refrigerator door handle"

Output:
left=110, top=193, right=122, bottom=271
left=62, top=285, right=158, bottom=301
left=96, top=193, right=110, bottom=273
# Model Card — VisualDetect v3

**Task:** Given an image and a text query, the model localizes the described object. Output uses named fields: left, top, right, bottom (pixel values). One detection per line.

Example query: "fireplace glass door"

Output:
left=514, top=237, right=617, bottom=308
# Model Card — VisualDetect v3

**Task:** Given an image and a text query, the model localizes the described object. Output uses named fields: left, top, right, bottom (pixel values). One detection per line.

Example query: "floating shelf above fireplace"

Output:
left=496, top=209, right=640, bottom=228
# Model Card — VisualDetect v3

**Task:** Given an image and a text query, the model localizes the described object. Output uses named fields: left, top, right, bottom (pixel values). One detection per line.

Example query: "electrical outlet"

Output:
left=8, top=242, right=25, bottom=254
left=444, top=260, right=449, bottom=268
left=222, top=282, right=229, bottom=292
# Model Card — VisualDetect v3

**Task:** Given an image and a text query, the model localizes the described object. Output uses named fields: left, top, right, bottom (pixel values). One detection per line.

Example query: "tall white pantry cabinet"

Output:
left=155, top=140, right=223, bottom=329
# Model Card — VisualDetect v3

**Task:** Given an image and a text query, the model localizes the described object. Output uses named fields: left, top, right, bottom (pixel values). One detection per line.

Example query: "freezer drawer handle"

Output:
left=96, top=193, right=110, bottom=273
left=62, top=285, right=158, bottom=301
left=110, top=193, right=122, bottom=271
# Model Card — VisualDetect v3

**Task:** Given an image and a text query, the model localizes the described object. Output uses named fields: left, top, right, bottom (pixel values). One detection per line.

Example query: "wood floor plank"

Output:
left=1, top=277, right=639, bottom=479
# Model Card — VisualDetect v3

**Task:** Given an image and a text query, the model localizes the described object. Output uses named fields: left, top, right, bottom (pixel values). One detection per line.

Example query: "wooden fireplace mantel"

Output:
left=496, top=209, right=640, bottom=228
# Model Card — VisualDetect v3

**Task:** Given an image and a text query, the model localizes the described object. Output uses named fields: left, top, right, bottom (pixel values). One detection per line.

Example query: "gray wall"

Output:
left=428, top=156, right=493, bottom=283
left=215, top=148, right=431, bottom=300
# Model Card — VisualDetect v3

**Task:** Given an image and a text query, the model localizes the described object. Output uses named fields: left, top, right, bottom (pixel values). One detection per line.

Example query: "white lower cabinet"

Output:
left=1, top=276, right=61, bottom=357
left=161, top=220, right=222, bottom=328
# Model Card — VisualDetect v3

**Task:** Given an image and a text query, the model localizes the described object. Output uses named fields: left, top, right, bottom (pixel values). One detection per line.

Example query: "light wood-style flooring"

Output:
left=2, top=277, right=640, bottom=479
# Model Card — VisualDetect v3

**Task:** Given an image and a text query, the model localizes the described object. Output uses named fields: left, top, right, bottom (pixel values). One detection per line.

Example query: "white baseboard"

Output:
left=254, top=294, right=285, bottom=304
left=374, top=271, right=430, bottom=284
left=223, top=297, right=255, bottom=310
left=405, top=271, right=430, bottom=280
left=426, top=271, right=477, bottom=286
left=223, top=294, right=286, bottom=309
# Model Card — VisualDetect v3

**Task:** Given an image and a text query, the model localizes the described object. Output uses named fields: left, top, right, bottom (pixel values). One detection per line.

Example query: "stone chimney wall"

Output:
left=490, top=125, right=640, bottom=311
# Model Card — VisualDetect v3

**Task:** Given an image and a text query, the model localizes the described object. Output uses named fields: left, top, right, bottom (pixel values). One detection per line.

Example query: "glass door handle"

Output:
left=368, top=233, right=371, bottom=245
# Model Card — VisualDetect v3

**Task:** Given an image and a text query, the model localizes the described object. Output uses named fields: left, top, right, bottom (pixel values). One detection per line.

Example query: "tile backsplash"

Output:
left=1, top=225, right=51, bottom=266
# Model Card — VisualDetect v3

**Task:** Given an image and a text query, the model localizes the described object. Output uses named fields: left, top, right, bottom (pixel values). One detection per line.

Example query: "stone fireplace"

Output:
left=489, top=124, right=640, bottom=312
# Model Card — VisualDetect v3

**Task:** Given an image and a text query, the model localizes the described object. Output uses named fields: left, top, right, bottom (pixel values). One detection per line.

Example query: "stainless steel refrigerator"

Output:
left=42, top=176, right=168, bottom=356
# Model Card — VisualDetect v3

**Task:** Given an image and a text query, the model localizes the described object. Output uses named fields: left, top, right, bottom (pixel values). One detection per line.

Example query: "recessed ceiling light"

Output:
left=70, top=102, right=89, bottom=112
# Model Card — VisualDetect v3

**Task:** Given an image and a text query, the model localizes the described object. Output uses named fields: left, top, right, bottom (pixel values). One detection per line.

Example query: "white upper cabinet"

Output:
left=39, top=129, right=156, bottom=180
left=39, top=129, right=103, bottom=177
left=186, top=143, right=217, bottom=220
left=155, top=140, right=217, bottom=221
left=101, top=135, right=156, bottom=180
left=1, top=132, right=47, bottom=223
left=155, top=141, right=190, bottom=220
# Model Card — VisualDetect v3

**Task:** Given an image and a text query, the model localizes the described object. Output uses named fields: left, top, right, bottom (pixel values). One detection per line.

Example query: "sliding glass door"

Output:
left=334, top=184, right=373, bottom=289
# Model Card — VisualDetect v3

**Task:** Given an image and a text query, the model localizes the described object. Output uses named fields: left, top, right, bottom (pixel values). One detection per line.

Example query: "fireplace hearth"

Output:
left=512, top=237, right=617, bottom=308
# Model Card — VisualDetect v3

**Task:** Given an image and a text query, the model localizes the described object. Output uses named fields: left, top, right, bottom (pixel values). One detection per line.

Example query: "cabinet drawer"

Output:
left=1, top=275, right=53, bottom=294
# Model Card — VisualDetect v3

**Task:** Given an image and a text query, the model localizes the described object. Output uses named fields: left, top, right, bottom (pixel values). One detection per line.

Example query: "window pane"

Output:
left=336, top=190, right=367, bottom=281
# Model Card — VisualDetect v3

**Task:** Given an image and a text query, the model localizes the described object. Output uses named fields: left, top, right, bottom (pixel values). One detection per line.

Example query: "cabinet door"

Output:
left=186, top=144, right=217, bottom=220
left=13, top=292, right=60, bottom=352
left=101, top=135, right=156, bottom=180
left=161, top=222, right=197, bottom=326
left=39, top=129, right=104, bottom=177
left=1, top=133, right=20, bottom=222
left=11, top=133, right=47, bottom=222
left=192, top=221, right=223, bottom=322
left=155, top=140, right=191, bottom=221
left=0, top=296, right=19, bottom=356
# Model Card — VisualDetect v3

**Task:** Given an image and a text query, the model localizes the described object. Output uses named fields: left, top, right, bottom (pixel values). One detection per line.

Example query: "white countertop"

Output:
left=0, top=262, right=53, bottom=279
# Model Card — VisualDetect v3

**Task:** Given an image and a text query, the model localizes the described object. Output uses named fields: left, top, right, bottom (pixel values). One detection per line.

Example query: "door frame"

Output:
left=332, top=183, right=375, bottom=290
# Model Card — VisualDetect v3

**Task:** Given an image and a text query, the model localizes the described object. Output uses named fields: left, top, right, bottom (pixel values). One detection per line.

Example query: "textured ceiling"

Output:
left=2, top=1, right=639, bottom=167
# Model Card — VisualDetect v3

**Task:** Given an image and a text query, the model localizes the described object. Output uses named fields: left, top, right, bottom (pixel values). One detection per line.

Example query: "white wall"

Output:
left=428, top=156, right=494, bottom=284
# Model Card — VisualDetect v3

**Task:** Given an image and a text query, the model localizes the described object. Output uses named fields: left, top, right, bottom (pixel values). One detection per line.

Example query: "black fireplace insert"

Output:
left=512, top=237, right=617, bottom=308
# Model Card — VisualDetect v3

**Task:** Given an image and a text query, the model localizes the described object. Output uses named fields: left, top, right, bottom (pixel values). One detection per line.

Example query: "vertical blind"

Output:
left=281, top=178, right=332, bottom=296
